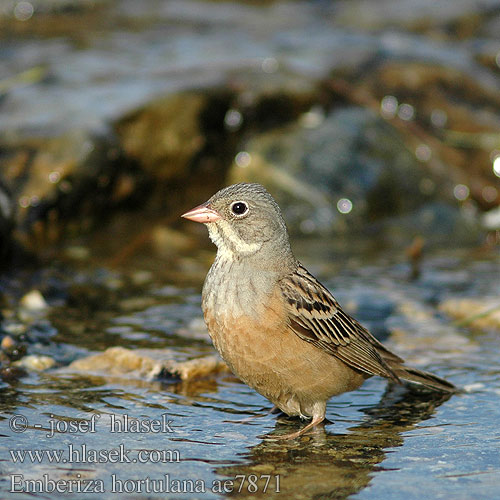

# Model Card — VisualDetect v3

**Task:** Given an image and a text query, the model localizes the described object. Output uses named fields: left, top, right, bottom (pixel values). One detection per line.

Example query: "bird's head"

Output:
left=182, top=183, right=294, bottom=265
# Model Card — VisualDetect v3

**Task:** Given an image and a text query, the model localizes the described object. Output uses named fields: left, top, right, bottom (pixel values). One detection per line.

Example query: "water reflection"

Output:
left=216, top=387, right=452, bottom=499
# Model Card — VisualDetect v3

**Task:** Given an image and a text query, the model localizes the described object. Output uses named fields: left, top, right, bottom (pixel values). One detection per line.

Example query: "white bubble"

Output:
left=453, top=184, right=470, bottom=201
left=380, top=95, right=398, bottom=119
left=235, top=151, right=251, bottom=168
left=493, top=156, right=500, bottom=178
left=337, top=198, right=353, bottom=214
left=19, top=196, right=30, bottom=208
left=48, top=171, right=61, bottom=183
left=398, top=103, right=415, bottom=121
left=415, top=144, right=432, bottom=162
left=224, top=109, right=243, bottom=130
left=14, top=1, right=33, bottom=21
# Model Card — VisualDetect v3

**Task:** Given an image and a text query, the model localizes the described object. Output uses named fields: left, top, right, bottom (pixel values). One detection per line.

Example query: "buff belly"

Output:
left=202, top=289, right=366, bottom=419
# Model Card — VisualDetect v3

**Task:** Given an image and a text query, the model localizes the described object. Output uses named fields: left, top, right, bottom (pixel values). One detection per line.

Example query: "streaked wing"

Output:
left=280, top=263, right=402, bottom=381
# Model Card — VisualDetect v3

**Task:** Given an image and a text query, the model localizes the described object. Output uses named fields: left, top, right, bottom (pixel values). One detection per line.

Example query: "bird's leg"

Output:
left=274, top=414, right=325, bottom=440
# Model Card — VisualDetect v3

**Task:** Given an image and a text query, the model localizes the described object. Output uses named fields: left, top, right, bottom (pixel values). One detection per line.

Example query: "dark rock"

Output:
left=115, top=93, right=208, bottom=181
left=0, top=129, right=146, bottom=254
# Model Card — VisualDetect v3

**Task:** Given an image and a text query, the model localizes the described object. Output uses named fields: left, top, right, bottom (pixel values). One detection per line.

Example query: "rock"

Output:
left=332, top=0, right=500, bottom=34
left=439, top=297, right=500, bottom=330
left=114, top=93, right=206, bottom=180
left=377, top=202, right=482, bottom=247
left=1, top=0, right=498, bottom=261
left=1, top=129, right=145, bottom=253
left=1, top=335, right=15, bottom=351
left=20, top=290, right=48, bottom=311
left=63, top=245, right=90, bottom=261
left=151, top=226, right=198, bottom=255
left=175, top=317, right=212, bottom=342
left=166, top=355, right=230, bottom=381
left=66, top=346, right=229, bottom=381
left=13, top=354, right=55, bottom=371
left=0, top=333, right=26, bottom=361
left=18, top=290, right=50, bottom=322
left=0, top=0, right=106, bottom=23
left=229, top=106, right=480, bottom=241
left=344, top=61, right=500, bottom=212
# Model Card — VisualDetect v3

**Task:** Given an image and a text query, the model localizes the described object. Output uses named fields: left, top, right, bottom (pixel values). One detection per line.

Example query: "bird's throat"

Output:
left=207, top=221, right=262, bottom=259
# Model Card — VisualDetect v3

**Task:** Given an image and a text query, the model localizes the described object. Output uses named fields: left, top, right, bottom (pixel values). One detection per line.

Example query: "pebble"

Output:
left=1, top=335, right=15, bottom=351
left=20, top=290, right=48, bottom=311
left=14, top=355, right=56, bottom=372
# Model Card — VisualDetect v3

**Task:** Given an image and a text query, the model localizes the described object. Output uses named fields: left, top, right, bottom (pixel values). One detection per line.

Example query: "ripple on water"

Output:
left=0, top=248, right=499, bottom=499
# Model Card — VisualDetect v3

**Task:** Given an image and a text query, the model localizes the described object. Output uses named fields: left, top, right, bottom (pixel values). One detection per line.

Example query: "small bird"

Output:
left=182, top=183, right=455, bottom=439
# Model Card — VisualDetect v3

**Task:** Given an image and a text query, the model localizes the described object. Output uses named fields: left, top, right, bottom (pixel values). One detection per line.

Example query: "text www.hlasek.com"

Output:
left=10, top=444, right=180, bottom=464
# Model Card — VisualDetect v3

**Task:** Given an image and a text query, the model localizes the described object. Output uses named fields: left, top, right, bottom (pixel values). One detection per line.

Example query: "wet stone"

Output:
left=439, top=297, right=500, bottom=331
left=114, top=93, right=207, bottom=180
left=19, top=290, right=48, bottom=311
left=66, top=346, right=229, bottom=381
left=0, top=335, right=15, bottom=351
left=13, top=354, right=56, bottom=371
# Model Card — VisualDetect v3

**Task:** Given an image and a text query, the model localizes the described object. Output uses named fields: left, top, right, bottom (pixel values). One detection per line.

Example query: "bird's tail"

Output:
left=391, top=365, right=456, bottom=393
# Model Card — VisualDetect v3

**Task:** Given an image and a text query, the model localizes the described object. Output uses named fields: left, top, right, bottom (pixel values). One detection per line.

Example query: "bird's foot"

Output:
left=267, top=415, right=325, bottom=440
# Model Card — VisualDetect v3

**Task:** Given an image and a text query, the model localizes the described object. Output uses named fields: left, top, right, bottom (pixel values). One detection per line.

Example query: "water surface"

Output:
left=1, top=242, right=498, bottom=499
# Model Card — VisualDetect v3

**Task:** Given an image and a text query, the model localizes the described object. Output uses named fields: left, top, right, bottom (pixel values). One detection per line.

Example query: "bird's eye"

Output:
left=230, top=201, right=248, bottom=216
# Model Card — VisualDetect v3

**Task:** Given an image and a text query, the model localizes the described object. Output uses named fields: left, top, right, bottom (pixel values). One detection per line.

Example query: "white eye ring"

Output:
left=230, top=201, right=249, bottom=216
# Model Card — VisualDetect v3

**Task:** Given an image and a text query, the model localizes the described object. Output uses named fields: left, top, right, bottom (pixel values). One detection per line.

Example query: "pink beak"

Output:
left=181, top=203, right=221, bottom=224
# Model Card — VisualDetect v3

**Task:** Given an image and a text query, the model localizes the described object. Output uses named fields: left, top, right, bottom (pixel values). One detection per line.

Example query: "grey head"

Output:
left=183, top=183, right=295, bottom=269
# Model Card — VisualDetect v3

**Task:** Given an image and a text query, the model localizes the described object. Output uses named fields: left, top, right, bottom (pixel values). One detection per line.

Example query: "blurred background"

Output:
left=1, top=0, right=499, bottom=262
left=0, top=1, right=499, bottom=499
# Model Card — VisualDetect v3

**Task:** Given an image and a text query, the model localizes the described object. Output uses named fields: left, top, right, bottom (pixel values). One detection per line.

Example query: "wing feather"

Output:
left=280, top=263, right=402, bottom=381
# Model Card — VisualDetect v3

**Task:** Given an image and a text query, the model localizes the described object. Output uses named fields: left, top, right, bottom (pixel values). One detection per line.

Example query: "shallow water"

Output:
left=1, top=0, right=500, bottom=496
left=0, top=241, right=498, bottom=499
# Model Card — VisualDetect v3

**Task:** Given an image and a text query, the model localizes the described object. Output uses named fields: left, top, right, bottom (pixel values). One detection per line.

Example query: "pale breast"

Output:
left=202, top=258, right=366, bottom=418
